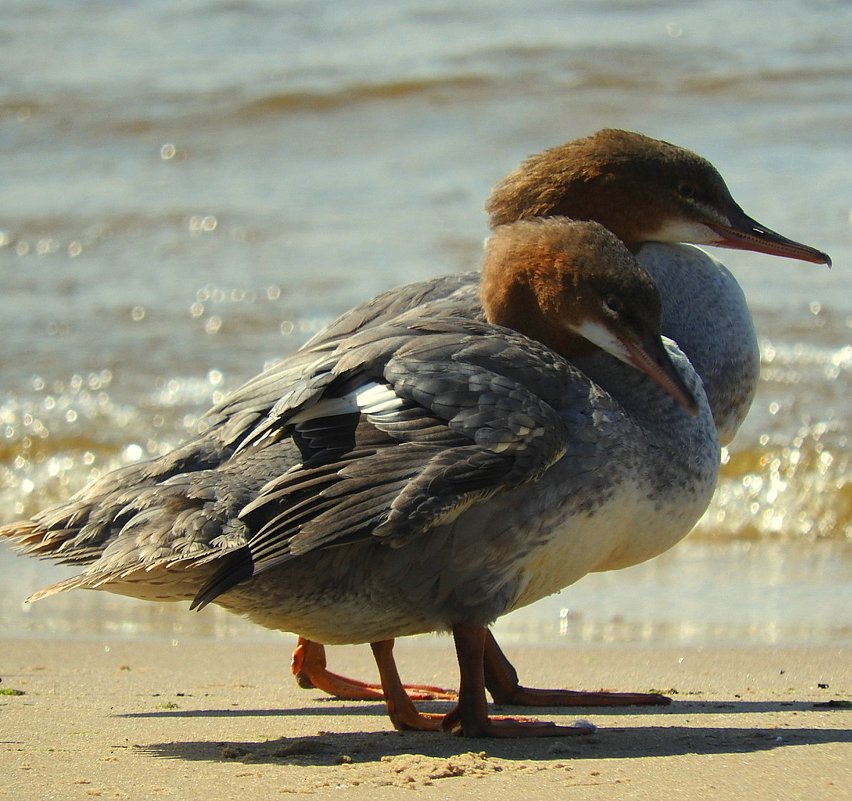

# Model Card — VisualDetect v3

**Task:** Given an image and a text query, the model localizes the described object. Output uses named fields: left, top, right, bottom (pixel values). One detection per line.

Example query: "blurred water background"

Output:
left=1, top=0, right=850, bottom=648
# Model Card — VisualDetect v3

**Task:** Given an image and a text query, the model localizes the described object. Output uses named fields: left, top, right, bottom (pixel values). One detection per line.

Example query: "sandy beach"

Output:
left=1, top=637, right=849, bottom=800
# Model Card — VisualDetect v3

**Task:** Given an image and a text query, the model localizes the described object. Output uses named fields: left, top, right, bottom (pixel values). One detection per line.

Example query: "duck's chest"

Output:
left=503, top=449, right=718, bottom=611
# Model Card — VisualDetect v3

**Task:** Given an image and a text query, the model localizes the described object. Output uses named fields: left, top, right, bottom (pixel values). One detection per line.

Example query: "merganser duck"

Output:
left=1, top=130, right=830, bottom=733
left=274, top=129, right=830, bottom=705
left=6, top=217, right=712, bottom=737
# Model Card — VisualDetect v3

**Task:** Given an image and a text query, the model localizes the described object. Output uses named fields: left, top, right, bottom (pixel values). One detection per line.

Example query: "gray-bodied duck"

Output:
left=256, top=129, right=831, bottom=705
left=5, top=217, right=712, bottom=737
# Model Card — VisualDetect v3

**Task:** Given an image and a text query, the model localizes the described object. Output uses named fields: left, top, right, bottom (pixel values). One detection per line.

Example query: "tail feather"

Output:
left=0, top=517, right=105, bottom=565
left=25, top=554, right=227, bottom=604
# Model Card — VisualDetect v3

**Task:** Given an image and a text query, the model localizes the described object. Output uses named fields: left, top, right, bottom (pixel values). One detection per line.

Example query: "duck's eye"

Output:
left=604, top=295, right=624, bottom=315
left=678, top=181, right=696, bottom=199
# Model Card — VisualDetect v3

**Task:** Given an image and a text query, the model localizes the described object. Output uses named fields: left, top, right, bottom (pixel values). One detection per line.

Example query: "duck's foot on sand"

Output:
left=484, top=630, right=671, bottom=707
left=292, top=637, right=456, bottom=702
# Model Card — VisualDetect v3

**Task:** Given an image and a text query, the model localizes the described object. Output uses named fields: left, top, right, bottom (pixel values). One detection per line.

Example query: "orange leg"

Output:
left=447, top=623, right=596, bottom=738
left=291, top=637, right=456, bottom=702
left=483, top=630, right=671, bottom=707
left=370, top=640, right=448, bottom=731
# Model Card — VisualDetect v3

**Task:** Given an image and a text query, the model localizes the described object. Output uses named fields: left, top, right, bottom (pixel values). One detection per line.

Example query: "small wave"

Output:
left=0, top=97, right=51, bottom=120
left=695, top=420, right=850, bottom=542
left=2, top=75, right=492, bottom=139
left=682, top=64, right=852, bottom=96
left=236, top=75, right=491, bottom=118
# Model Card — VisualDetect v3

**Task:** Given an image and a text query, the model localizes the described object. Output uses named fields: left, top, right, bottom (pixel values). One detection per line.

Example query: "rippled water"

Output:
left=1, top=0, right=850, bottom=644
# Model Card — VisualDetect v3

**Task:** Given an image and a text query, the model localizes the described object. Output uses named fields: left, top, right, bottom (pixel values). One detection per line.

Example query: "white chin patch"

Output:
left=646, top=219, right=720, bottom=245
left=572, top=320, right=632, bottom=365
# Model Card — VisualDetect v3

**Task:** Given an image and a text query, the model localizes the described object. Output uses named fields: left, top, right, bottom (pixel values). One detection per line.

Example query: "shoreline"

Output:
left=2, top=638, right=849, bottom=799
left=4, top=539, right=850, bottom=648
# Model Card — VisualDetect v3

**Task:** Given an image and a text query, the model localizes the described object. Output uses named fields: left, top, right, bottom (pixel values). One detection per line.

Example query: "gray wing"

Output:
left=206, top=273, right=482, bottom=449
left=192, top=317, right=592, bottom=609
left=300, top=272, right=480, bottom=347
left=1, top=273, right=482, bottom=571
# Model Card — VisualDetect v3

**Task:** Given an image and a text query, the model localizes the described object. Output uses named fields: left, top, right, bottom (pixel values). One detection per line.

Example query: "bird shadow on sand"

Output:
left=118, top=697, right=834, bottom=720
left=128, top=699, right=852, bottom=766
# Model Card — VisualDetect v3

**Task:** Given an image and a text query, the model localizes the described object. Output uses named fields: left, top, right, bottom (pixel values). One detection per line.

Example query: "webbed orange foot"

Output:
left=483, top=631, right=671, bottom=707
left=292, top=637, right=456, bottom=702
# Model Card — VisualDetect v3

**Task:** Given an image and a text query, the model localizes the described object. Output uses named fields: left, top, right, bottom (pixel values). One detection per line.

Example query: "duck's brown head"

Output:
left=482, top=217, right=699, bottom=413
left=486, top=129, right=830, bottom=266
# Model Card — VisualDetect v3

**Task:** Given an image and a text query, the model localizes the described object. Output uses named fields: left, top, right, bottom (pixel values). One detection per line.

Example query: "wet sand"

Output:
left=2, top=638, right=849, bottom=799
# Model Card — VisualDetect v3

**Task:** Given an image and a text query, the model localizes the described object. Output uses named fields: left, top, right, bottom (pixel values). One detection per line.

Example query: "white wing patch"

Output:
left=355, top=382, right=406, bottom=415
left=287, top=381, right=403, bottom=425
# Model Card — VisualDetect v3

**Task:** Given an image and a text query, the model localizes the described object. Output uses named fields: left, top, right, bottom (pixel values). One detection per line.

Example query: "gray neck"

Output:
left=636, top=243, right=760, bottom=446
left=570, top=338, right=719, bottom=494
